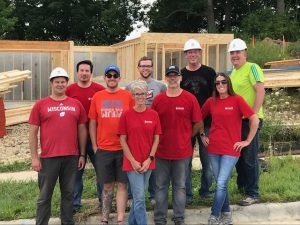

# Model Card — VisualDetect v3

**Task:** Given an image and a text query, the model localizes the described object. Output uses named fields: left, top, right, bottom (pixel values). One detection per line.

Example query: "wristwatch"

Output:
left=200, top=132, right=206, bottom=137
left=149, top=155, right=155, bottom=161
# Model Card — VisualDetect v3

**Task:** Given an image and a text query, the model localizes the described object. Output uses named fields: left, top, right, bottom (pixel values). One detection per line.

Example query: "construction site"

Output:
left=0, top=32, right=300, bottom=164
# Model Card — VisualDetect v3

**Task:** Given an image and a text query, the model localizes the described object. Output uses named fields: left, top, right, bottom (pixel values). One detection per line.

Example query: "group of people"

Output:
left=29, top=37, right=265, bottom=225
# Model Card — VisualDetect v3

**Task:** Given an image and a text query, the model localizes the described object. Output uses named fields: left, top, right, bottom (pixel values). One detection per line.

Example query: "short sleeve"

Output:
left=249, top=64, right=265, bottom=86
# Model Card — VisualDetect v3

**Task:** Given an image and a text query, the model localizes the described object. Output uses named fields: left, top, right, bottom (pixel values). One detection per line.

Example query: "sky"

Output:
left=126, top=0, right=156, bottom=40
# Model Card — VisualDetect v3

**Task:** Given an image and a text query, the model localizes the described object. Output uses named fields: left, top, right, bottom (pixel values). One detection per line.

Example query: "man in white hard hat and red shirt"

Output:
left=181, top=39, right=216, bottom=204
left=29, top=67, right=88, bottom=225
left=228, top=38, right=265, bottom=206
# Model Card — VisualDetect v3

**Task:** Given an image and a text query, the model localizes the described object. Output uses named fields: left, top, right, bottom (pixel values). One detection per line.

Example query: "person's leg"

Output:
left=94, top=150, right=115, bottom=222
left=36, top=157, right=60, bottom=225
left=154, top=158, right=171, bottom=225
left=209, top=154, right=238, bottom=218
left=185, top=155, right=193, bottom=204
left=115, top=150, right=128, bottom=223
left=199, top=127, right=213, bottom=198
left=88, top=143, right=103, bottom=207
left=148, top=170, right=156, bottom=201
left=59, top=156, right=78, bottom=225
left=171, top=157, right=190, bottom=224
left=127, top=171, right=151, bottom=225
left=238, top=120, right=262, bottom=204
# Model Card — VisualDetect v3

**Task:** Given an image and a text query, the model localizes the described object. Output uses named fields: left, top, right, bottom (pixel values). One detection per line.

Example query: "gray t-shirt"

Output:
left=126, top=78, right=167, bottom=107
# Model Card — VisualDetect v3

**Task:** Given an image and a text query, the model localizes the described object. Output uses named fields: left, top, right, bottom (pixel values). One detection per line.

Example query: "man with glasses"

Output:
left=180, top=39, right=216, bottom=204
left=228, top=38, right=265, bottom=206
left=89, top=64, right=134, bottom=224
left=126, top=56, right=166, bottom=207
left=66, top=60, right=104, bottom=213
left=152, top=65, right=203, bottom=225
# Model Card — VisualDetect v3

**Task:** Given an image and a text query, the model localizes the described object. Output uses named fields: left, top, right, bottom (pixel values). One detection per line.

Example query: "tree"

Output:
left=277, top=0, right=285, bottom=14
left=0, top=0, right=17, bottom=39
left=6, top=0, right=142, bottom=45
left=206, top=0, right=216, bottom=32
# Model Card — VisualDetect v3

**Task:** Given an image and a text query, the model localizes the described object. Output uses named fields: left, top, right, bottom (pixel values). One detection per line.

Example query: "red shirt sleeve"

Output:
left=28, top=101, right=41, bottom=126
left=118, top=111, right=127, bottom=135
left=237, top=95, right=255, bottom=118
left=78, top=101, right=88, bottom=124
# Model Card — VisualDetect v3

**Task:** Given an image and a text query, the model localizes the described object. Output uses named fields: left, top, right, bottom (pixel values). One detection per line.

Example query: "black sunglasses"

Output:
left=105, top=73, right=120, bottom=79
left=215, top=80, right=228, bottom=85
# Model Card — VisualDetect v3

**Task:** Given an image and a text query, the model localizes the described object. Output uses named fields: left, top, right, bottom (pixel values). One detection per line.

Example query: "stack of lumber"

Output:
left=5, top=102, right=34, bottom=126
left=0, top=70, right=31, bottom=95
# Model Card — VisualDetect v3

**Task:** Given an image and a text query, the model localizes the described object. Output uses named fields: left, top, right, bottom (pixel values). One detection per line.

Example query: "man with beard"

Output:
left=126, top=56, right=166, bottom=207
left=89, top=65, right=134, bottom=224
left=66, top=60, right=105, bottom=213
left=180, top=39, right=216, bottom=204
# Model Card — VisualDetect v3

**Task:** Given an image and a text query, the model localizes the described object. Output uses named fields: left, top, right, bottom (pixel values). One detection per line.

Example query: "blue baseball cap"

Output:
left=166, top=65, right=180, bottom=76
left=104, top=64, right=120, bottom=75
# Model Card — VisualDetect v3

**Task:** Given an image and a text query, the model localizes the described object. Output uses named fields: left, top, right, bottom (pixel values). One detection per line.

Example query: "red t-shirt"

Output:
left=152, top=90, right=202, bottom=160
left=201, top=95, right=255, bottom=157
left=28, top=96, right=87, bottom=158
left=89, top=89, right=134, bottom=151
left=118, top=108, right=162, bottom=171
left=66, top=82, right=105, bottom=115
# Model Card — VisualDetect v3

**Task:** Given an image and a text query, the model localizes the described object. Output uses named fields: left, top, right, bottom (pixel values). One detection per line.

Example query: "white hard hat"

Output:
left=184, top=39, right=202, bottom=51
left=49, top=67, right=69, bottom=80
left=228, top=38, right=247, bottom=52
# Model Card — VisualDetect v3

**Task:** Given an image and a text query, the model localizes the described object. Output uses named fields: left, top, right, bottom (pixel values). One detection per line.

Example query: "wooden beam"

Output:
left=0, top=40, right=70, bottom=51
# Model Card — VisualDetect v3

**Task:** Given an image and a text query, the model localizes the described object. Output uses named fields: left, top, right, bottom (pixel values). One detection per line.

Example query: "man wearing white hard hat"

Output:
left=181, top=39, right=216, bottom=204
left=29, top=67, right=88, bottom=225
left=229, top=38, right=265, bottom=206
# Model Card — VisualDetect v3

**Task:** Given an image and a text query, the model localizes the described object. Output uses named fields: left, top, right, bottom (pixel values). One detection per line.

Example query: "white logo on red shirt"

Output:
left=144, top=120, right=153, bottom=124
left=60, top=112, right=65, bottom=117
left=225, top=107, right=233, bottom=110
left=176, top=107, right=184, bottom=110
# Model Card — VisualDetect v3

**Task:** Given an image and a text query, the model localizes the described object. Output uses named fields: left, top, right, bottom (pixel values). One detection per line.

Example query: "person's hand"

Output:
left=234, top=140, right=250, bottom=152
left=92, top=145, right=98, bottom=154
left=31, top=157, right=41, bottom=172
left=201, top=135, right=209, bottom=147
left=78, top=156, right=85, bottom=170
left=131, top=160, right=142, bottom=173
left=140, top=158, right=151, bottom=173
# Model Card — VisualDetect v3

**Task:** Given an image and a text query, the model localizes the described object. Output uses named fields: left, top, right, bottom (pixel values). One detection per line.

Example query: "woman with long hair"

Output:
left=200, top=73, right=259, bottom=225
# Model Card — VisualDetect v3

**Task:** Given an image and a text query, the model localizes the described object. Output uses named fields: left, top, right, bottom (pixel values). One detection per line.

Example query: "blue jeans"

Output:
left=128, top=170, right=156, bottom=200
left=186, top=127, right=213, bottom=200
left=73, top=142, right=103, bottom=210
left=127, top=170, right=152, bottom=225
left=236, top=119, right=263, bottom=198
left=209, top=154, right=239, bottom=217
left=154, top=157, right=190, bottom=225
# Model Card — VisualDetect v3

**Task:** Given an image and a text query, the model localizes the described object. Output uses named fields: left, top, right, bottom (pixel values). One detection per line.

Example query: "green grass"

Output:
left=1, top=156, right=300, bottom=221
left=0, top=161, right=31, bottom=173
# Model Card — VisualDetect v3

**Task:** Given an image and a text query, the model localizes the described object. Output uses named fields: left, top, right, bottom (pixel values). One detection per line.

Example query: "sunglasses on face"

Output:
left=215, top=80, right=228, bottom=86
left=105, top=73, right=120, bottom=79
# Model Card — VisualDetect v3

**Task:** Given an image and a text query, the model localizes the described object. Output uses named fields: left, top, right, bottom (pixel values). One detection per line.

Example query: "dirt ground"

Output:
left=0, top=123, right=31, bottom=164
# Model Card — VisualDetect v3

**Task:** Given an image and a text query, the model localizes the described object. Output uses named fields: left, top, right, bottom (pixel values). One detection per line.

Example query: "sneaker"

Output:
left=174, top=221, right=186, bottom=225
left=220, top=212, right=233, bottom=225
left=238, top=196, right=259, bottom=206
left=127, top=199, right=133, bottom=208
left=200, top=192, right=213, bottom=199
left=150, top=198, right=156, bottom=207
left=72, top=208, right=80, bottom=214
left=208, top=215, right=220, bottom=225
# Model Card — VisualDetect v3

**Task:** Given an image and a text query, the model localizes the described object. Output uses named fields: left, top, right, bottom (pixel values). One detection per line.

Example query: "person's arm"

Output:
left=29, top=124, right=41, bottom=172
left=77, top=123, right=87, bottom=170
left=89, top=119, right=98, bottom=153
left=234, top=114, right=259, bottom=152
left=140, top=134, right=159, bottom=173
left=120, top=135, right=142, bottom=173
left=253, top=82, right=265, bottom=114
left=192, top=120, right=204, bottom=137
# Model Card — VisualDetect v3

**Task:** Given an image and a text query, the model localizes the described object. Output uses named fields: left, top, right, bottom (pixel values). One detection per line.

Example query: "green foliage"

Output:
left=246, top=41, right=289, bottom=68
left=239, top=7, right=300, bottom=41
left=6, top=0, right=142, bottom=45
left=0, top=0, right=17, bottom=39
left=286, top=41, right=300, bottom=58
left=0, top=161, right=31, bottom=173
